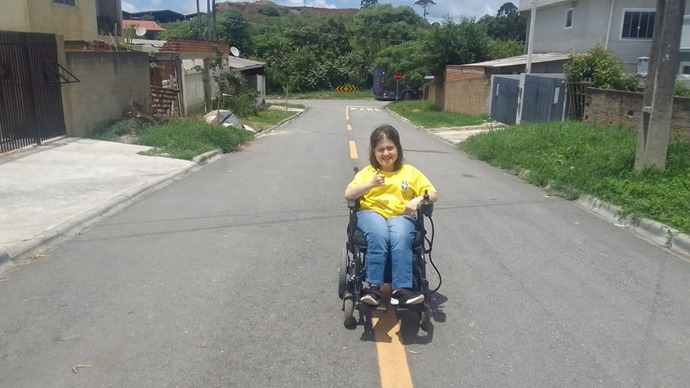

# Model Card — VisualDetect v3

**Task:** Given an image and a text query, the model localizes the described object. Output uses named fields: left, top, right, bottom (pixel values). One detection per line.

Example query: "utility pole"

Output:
left=634, top=0, right=686, bottom=170
left=517, top=0, right=537, bottom=124
left=196, top=0, right=201, bottom=40
left=211, top=0, right=217, bottom=41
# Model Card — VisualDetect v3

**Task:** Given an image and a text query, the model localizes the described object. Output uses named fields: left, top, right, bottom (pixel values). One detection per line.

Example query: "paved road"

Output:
left=1, top=100, right=689, bottom=387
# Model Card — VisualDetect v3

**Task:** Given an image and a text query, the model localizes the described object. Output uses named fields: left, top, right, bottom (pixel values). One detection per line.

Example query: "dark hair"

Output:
left=369, top=124, right=404, bottom=171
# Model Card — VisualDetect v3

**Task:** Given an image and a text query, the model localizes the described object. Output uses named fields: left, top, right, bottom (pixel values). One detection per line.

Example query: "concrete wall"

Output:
left=424, top=80, right=445, bottom=111
left=443, top=77, right=491, bottom=116
left=584, top=88, right=690, bottom=141
left=1, top=0, right=100, bottom=41
left=63, top=51, right=150, bottom=137
left=1, top=0, right=30, bottom=31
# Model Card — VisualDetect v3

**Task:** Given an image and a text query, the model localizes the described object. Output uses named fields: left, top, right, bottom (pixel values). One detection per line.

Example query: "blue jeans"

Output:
left=356, top=210, right=416, bottom=290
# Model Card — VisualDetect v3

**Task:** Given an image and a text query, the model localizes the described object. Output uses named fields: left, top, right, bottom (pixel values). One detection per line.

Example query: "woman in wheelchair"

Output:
left=344, top=124, right=437, bottom=306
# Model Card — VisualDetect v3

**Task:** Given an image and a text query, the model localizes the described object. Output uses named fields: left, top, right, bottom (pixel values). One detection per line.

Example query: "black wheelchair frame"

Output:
left=338, top=192, right=437, bottom=331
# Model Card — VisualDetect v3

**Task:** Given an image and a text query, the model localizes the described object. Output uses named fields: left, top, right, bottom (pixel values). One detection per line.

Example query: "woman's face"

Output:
left=374, top=136, right=398, bottom=172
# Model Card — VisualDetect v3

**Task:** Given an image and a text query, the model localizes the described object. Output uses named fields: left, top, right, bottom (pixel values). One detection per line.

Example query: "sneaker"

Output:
left=360, top=285, right=382, bottom=306
left=390, top=288, right=424, bottom=306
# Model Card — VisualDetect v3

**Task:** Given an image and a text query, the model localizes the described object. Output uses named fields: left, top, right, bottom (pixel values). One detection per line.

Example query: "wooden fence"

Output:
left=566, top=78, right=594, bottom=120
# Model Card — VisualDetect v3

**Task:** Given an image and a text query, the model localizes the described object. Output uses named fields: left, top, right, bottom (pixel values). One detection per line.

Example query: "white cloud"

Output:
left=121, top=1, right=137, bottom=13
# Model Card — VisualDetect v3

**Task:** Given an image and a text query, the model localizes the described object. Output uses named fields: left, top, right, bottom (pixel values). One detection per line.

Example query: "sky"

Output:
left=121, top=0, right=514, bottom=23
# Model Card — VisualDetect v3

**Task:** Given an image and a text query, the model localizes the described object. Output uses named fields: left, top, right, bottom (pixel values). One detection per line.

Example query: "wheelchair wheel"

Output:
left=338, top=248, right=348, bottom=299
left=420, top=307, right=431, bottom=332
left=343, top=293, right=356, bottom=328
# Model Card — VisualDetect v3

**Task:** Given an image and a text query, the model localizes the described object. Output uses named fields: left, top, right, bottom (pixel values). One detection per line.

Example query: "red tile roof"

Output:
left=123, top=20, right=165, bottom=32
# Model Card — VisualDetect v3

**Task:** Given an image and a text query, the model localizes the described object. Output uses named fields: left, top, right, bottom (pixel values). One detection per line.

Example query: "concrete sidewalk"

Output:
left=0, top=137, right=219, bottom=272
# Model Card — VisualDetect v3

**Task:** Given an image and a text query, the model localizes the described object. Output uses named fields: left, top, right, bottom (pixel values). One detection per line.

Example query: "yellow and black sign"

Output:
left=336, top=85, right=357, bottom=92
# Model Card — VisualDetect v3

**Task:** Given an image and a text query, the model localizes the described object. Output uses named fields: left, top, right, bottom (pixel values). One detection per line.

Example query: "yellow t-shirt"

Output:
left=348, top=165, right=436, bottom=219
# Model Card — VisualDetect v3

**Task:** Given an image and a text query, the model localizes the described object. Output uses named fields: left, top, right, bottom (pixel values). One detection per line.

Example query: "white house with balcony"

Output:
left=519, top=0, right=690, bottom=75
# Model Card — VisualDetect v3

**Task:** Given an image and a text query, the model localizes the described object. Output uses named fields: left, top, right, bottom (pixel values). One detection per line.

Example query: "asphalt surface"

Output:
left=1, top=110, right=688, bottom=275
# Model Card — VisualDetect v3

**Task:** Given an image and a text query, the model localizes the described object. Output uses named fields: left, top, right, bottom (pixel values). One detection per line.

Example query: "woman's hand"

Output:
left=370, top=170, right=385, bottom=187
left=344, top=170, right=386, bottom=200
left=402, top=196, right=423, bottom=216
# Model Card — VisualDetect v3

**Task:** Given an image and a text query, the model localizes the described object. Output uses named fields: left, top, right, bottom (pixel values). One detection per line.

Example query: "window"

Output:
left=622, top=10, right=655, bottom=39
left=682, top=65, right=690, bottom=75
left=565, top=8, right=574, bottom=28
left=53, top=0, right=76, bottom=6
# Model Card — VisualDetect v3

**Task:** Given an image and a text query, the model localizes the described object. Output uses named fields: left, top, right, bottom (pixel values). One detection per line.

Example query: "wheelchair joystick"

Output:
left=419, top=190, right=433, bottom=217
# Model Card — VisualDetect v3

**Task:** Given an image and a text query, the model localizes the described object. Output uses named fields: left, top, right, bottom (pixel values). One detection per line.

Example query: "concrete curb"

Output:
left=257, top=107, right=307, bottom=138
left=576, top=195, right=690, bottom=260
left=0, top=150, right=219, bottom=273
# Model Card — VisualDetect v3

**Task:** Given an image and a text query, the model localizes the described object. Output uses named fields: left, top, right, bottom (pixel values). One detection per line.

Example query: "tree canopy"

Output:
left=158, top=2, right=524, bottom=94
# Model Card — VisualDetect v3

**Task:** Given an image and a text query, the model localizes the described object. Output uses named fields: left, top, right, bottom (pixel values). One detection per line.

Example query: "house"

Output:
left=123, top=9, right=198, bottom=23
left=0, top=0, right=152, bottom=154
left=122, top=20, right=165, bottom=40
left=518, top=0, right=690, bottom=74
left=1, top=0, right=123, bottom=40
left=148, top=38, right=266, bottom=115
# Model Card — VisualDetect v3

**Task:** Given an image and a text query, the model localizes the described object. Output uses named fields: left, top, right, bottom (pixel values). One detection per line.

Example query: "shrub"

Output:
left=565, top=46, right=640, bottom=91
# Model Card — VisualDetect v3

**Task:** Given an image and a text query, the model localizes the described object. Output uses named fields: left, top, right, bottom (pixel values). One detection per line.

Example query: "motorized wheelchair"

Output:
left=338, top=187, right=438, bottom=331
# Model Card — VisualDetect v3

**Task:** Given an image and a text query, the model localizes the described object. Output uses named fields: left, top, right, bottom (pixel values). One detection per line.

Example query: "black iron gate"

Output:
left=0, top=31, right=67, bottom=154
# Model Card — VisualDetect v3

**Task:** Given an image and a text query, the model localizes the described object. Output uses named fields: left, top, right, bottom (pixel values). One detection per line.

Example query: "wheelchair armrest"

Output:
left=347, top=199, right=360, bottom=237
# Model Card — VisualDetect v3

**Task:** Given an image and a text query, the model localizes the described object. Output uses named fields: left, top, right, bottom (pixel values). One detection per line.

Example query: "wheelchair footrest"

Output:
left=356, top=303, right=388, bottom=314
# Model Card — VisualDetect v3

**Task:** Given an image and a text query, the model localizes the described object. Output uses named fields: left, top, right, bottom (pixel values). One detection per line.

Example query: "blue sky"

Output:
left=122, top=0, right=514, bottom=23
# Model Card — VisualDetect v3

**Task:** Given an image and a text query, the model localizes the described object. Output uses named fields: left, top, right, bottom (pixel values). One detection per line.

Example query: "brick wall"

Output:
left=446, top=65, right=485, bottom=82
left=584, top=88, right=690, bottom=141
left=443, top=76, right=491, bottom=116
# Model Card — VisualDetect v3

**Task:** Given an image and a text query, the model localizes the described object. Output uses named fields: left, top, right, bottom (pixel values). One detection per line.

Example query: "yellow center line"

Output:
left=349, top=140, right=358, bottom=159
left=372, top=287, right=414, bottom=388
left=345, top=106, right=411, bottom=385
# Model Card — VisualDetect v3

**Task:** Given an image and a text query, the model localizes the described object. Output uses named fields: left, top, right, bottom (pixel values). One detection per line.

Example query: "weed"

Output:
left=387, top=101, right=489, bottom=128
left=459, top=122, right=690, bottom=235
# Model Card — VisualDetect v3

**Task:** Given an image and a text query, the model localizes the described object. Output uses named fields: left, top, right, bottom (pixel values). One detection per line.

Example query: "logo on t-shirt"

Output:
left=401, top=181, right=408, bottom=191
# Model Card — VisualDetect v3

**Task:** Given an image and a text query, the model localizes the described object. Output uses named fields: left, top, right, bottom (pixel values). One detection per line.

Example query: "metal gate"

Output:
left=0, top=31, right=67, bottom=154
left=490, top=74, right=566, bottom=125
left=521, top=74, right=566, bottom=123
left=491, top=75, right=520, bottom=125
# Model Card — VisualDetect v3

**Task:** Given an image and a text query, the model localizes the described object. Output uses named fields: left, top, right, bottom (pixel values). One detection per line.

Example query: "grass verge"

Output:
left=387, top=100, right=490, bottom=128
left=134, top=118, right=255, bottom=160
left=458, top=121, right=690, bottom=235
left=242, top=109, right=299, bottom=132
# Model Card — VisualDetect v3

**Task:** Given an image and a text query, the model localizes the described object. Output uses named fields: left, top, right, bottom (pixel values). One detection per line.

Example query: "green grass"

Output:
left=133, top=118, right=255, bottom=161
left=267, top=102, right=307, bottom=110
left=268, top=89, right=375, bottom=100
left=387, top=100, right=490, bottom=128
left=242, top=109, right=298, bottom=132
left=458, top=122, right=690, bottom=235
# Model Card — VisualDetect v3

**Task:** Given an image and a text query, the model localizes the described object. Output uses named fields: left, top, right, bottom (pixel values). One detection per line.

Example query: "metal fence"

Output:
left=0, top=31, right=66, bottom=154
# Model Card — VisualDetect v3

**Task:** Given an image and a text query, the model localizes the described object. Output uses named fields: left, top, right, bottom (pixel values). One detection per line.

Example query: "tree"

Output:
left=414, top=0, right=436, bottom=21
left=217, top=9, right=251, bottom=53
left=497, top=2, right=517, bottom=17
left=477, top=2, right=526, bottom=43
left=421, top=18, right=492, bottom=75
left=352, top=4, right=426, bottom=49
left=360, top=0, right=378, bottom=9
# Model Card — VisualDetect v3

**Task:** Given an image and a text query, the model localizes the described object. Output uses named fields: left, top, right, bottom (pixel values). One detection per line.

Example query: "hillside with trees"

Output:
left=159, top=1, right=526, bottom=94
